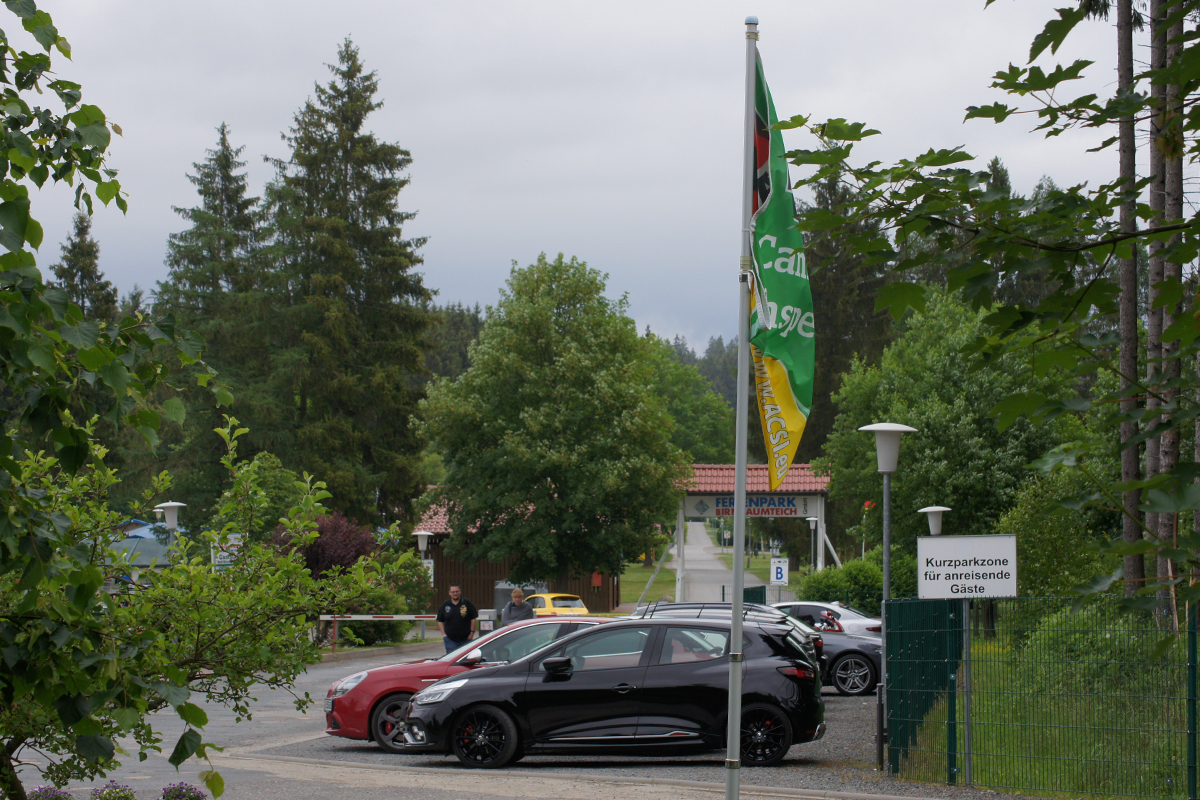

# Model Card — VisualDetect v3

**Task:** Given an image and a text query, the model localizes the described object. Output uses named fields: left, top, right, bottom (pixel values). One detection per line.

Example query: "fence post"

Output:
left=947, top=671, right=957, bottom=785
left=962, top=597, right=972, bottom=786
left=332, top=618, right=338, bottom=655
left=1189, top=599, right=1197, bottom=800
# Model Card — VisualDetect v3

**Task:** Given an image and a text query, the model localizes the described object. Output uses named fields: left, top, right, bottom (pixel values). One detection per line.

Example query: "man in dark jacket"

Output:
left=436, top=584, right=478, bottom=653
left=500, top=588, right=536, bottom=627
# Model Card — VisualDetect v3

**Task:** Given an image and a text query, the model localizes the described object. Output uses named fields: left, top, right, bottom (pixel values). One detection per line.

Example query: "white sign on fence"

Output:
left=769, top=557, right=789, bottom=586
left=917, top=534, right=1017, bottom=599
left=421, top=558, right=434, bottom=584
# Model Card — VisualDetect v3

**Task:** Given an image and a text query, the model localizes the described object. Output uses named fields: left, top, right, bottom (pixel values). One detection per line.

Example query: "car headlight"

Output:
left=331, top=671, right=368, bottom=697
left=413, top=678, right=469, bottom=705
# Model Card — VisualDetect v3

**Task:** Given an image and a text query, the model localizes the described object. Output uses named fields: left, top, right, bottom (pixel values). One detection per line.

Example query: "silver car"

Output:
left=771, top=601, right=882, bottom=636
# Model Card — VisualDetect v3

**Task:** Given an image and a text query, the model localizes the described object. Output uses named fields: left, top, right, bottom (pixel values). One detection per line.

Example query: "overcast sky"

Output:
left=34, top=1, right=1122, bottom=348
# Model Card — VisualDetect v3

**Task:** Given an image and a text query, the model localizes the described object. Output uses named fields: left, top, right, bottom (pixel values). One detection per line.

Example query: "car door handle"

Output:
left=612, top=683, right=636, bottom=693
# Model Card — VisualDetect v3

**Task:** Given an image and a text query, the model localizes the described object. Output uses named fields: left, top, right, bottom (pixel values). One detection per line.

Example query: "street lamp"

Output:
left=153, top=501, right=186, bottom=532
left=917, top=506, right=951, bottom=536
left=412, top=531, right=433, bottom=553
left=858, top=421, right=916, bottom=772
left=806, top=517, right=819, bottom=572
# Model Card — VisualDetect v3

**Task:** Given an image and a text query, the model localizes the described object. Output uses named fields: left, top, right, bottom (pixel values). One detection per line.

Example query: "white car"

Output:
left=772, top=601, right=882, bottom=636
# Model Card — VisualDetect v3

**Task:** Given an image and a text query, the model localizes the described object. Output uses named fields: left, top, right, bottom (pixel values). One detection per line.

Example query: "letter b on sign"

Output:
left=770, top=558, right=788, bottom=586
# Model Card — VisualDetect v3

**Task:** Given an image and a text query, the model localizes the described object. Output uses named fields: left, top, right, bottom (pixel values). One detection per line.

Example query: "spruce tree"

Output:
left=153, top=124, right=272, bottom=526
left=50, top=212, right=117, bottom=321
left=265, top=39, right=434, bottom=525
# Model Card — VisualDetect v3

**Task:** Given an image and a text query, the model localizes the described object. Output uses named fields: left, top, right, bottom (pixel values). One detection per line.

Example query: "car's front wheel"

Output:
left=832, top=653, right=876, bottom=696
left=370, top=693, right=413, bottom=753
left=740, top=702, right=793, bottom=766
left=451, top=704, right=519, bottom=768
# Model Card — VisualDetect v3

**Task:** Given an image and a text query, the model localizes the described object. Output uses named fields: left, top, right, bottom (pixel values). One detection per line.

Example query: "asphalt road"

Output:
left=23, top=645, right=1034, bottom=800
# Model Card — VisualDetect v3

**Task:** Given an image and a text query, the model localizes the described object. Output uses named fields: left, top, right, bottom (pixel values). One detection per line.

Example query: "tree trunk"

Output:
left=1146, top=0, right=1166, bottom=588
left=1158, top=8, right=1186, bottom=614
left=0, top=738, right=28, bottom=800
left=1118, top=0, right=1145, bottom=595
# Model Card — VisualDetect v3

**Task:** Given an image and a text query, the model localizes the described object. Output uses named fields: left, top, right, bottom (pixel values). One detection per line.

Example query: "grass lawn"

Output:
left=718, top=553, right=774, bottom=584
left=621, top=554, right=676, bottom=605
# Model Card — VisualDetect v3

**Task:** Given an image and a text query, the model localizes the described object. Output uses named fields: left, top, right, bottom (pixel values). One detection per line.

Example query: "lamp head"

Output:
left=412, top=530, right=434, bottom=553
left=153, top=501, right=186, bottom=531
left=917, top=506, right=951, bottom=536
left=858, top=422, right=918, bottom=473
left=805, top=516, right=818, bottom=530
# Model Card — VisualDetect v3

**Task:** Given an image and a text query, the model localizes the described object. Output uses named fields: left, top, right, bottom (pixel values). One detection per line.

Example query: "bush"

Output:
left=91, top=782, right=137, bottom=800
left=800, top=545, right=916, bottom=616
left=28, top=788, right=72, bottom=800
left=275, top=511, right=377, bottom=578
left=339, top=550, right=436, bottom=646
left=161, top=783, right=208, bottom=800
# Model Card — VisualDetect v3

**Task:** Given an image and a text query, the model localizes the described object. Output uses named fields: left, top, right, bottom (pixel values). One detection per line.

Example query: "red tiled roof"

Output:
left=415, top=464, right=828, bottom=532
left=414, top=503, right=451, bottom=535
left=686, top=464, right=829, bottom=493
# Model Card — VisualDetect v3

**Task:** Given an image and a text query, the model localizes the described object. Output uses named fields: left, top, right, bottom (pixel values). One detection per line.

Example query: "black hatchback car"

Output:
left=401, top=616, right=824, bottom=768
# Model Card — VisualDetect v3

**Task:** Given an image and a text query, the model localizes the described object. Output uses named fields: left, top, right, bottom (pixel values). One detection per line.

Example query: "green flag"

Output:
left=748, top=52, right=815, bottom=489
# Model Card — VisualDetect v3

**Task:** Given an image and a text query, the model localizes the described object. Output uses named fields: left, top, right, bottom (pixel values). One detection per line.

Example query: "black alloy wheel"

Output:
left=451, top=704, right=520, bottom=768
left=370, top=693, right=412, bottom=754
left=832, top=653, right=875, bottom=696
left=740, top=703, right=793, bottom=766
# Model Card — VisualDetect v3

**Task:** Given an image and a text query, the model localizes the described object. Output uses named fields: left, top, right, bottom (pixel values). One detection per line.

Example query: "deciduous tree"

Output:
left=419, top=254, right=688, bottom=582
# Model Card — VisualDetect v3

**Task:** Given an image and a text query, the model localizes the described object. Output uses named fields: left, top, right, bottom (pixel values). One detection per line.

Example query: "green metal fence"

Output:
left=885, top=597, right=1199, bottom=799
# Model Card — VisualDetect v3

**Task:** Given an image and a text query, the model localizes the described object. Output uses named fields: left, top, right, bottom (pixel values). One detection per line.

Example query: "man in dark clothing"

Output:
left=436, top=584, right=478, bottom=653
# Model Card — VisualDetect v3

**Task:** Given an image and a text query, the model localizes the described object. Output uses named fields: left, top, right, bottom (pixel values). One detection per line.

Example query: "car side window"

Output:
left=471, top=623, right=564, bottom=663
left=561, top=626, right=652, bottom=671
left=529, top=597, right=545, bottom=609
left=657, top=627, right=730, bottom=665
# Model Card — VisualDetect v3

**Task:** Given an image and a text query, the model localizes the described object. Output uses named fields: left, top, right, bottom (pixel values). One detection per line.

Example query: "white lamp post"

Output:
left=858, top=422, right=916, bottom=773
left=806, top=516, right=819, bottom=571
left=412, top=531, right=433, bottom=553
left=153, top=501, right=186, bottom=532
left=917, top=506, right=951, bottom=536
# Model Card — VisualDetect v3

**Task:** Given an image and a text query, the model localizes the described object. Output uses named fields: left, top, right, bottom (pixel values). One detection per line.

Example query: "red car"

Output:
left=324, top=616, right=608, bottom=752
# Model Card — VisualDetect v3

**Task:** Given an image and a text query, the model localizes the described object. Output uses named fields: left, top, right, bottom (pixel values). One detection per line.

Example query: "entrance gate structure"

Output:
left=675, top=464, right=830, bottom=602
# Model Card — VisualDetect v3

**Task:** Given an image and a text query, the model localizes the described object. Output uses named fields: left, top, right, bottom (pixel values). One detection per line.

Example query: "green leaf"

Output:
left=76, top=734, right=115, bottom=763
left=1141, top=484, right=1200, bottom=514
left=1152, top=277, right=1185, bottom=310
left=112, top=707, right=139, bottom=732
left=4, top=0, right=37, bottom=20
left=0, top=196, right=29, bottom=252
left=168, top=729, right=203, bottom=767
left=991, top=392, right=1046, bottom=432
left=95, top=179, right=118, bottom=205
left=1029, top=6, right=1087, bottom=62
left=214, top=385, right=234, bottom=407
left=68, top=104, right=106, bottom=126
left=965, top=103, right=1017, bottom=123
left=150, top=680, right=190, bottom=708
left=875, top=282, right=926, bottom=320
left=163, top=396, right=186, bottom=425
left=815, top=118, right=880, bottom=141
left=177, top=702, right=209, bottom=728
left=199, top=770, right=225, bottom=798
left=24, top=214, right=41, bottom=248
left=76, top=122, right=111, bottom=151
left=60, top=320, right=100, bottom=350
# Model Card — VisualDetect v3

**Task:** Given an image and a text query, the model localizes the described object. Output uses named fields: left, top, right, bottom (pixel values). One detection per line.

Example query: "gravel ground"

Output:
left=260, top=689, right=1039, bottom=800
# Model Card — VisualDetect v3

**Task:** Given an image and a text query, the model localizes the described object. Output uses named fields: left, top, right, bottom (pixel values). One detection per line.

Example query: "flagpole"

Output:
left=725, top=15, right=757, bottom=800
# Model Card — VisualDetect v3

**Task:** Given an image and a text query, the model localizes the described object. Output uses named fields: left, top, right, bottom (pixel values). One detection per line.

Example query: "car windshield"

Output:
left=553, top=597, right=585, bottom=608
left=833, top=603, right=874, bottom=618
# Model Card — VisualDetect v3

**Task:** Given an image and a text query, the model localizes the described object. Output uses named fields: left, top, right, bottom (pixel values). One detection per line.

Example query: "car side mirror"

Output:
left=543, top=656, right=572, bottom=674
left=461, top=648, right=485, bottom=666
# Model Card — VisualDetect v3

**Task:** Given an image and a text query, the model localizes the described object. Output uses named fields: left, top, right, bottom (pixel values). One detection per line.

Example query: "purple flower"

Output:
left=28, top=787, right=72, bottom=800
left=90, top=781, right=138, bottom=800
left=160, top=782, right=208, bottom=800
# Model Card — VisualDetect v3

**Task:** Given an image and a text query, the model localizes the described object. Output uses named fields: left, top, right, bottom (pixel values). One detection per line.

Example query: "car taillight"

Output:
left=866, top=626, right=882, bottom=632
left=814, top=637, right=823, bottom=648
left=778, top=666, right=815, bottom=680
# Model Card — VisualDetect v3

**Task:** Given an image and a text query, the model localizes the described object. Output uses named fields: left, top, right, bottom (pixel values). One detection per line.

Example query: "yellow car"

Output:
left=526, top=593, right=589, bottom=616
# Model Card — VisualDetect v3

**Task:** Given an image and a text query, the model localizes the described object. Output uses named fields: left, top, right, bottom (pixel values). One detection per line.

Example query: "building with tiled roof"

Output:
left=686, top=463, right=829, bottom=494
